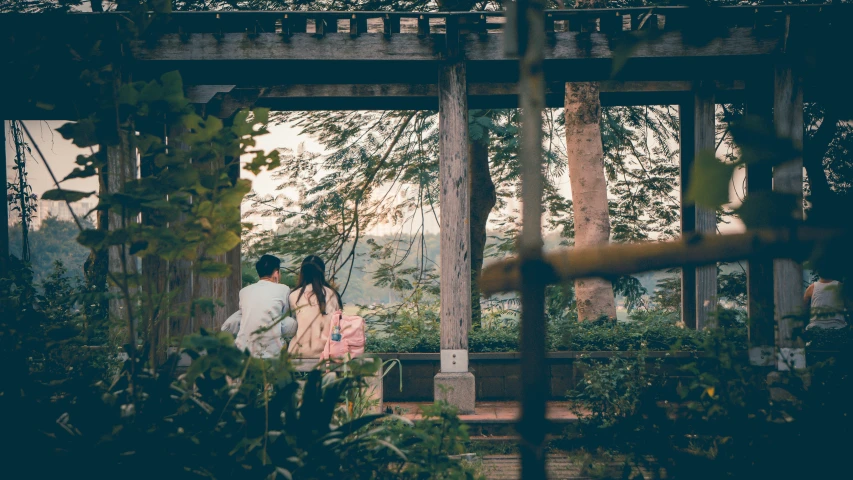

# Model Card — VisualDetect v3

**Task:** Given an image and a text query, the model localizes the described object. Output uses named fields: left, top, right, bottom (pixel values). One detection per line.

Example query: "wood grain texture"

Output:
left=694, top=85, right=718, bottom=330
left=0, top=122, right=7, bottom=268
left=744, top=74, right=776, bottom=351
left=107, top=132, right=139, bottom=328
left=133, top=28, right=777, bottom=63
left=679, top=101, right=697, bottom=330
left=438, top=61, right=471, bottom=352
left=194, top=156, right=229, bottom=332
left=773, top=64, right=804, bottom=350
left=481, top=228, right=841, bottom=295
left=168, top=127, right=195, bottom=337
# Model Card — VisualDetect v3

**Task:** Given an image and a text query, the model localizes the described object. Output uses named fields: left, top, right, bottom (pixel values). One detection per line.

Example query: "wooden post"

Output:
left=694, top=84, right=718, bottom=330
left=106, top=132, right=139, bottom=342
left=434, top=60, right=475, bottom=414
left=680, top=85, right=717, bottom=330
left=679, top=101, right=697, bottom=329
left=1, top=120, right=8, bottom=269
left=226, top=156, right=242, bottom=316
left=193, top=178, right=228, bottom=331
left=140, top=132, right=168, bottom=368
left=515, top=1, right=549, bottom=478
left=745, top=74, right=776, bottom=366
left=167, top=126, right=194, bottom=339
left=773, top=64, right=805, bottom=370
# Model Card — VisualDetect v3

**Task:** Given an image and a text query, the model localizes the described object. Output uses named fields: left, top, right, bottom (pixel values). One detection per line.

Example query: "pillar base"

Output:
left=434, top=372, right=475, bottom=414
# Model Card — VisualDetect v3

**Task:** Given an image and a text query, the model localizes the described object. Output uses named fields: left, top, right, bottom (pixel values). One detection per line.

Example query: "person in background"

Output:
left=222, top=254, right=297, bottom=358
left=288, top=255, right=342, bottom=358
left=804, top=271, right=848, bottom=330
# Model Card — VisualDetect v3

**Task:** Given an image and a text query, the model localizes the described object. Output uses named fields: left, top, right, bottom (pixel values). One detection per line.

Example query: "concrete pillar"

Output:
left=773, top=64, right=805, bottom=370
left=680, top=84, right=718, bottom=330
left=435, top=61, right=475, bottom=414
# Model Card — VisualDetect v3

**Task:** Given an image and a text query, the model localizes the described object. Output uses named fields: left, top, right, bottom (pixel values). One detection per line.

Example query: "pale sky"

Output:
left=5, top=118, right=744, bottom=237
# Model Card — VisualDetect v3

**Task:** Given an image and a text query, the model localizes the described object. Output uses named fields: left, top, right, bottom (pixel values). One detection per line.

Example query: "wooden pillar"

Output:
left=680, top=101, right=697, bottom=328
left=226, top=156, right=242, bottom=315
left=745, top=74, right=776, bottom=366
left=167, top=126, right=194, bottom=338
left=106, top=132, right=139, bottom=340
left=194, top=163, right=228, bottom=331
left=1, top=120, right=8, bottom=269
left=435, top=60, right=475, bottom=414
left=773, top=64, right=805, bottom=370
left=140, top=134, right=168, bottom=368
left=680, top=85, right=717, bottom=330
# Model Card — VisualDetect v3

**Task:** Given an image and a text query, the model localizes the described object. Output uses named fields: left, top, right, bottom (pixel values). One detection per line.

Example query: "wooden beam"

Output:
left=480, top=228, right=841, bottom=295
left=244, top=80, right=745, bottom=111
left=438, top=61, right=471, bottom=357
left=744, top=73, right=775, bottom=366
left=773, top=63, right=805, bottom=370
left=694, top=84, right=718, bottom=330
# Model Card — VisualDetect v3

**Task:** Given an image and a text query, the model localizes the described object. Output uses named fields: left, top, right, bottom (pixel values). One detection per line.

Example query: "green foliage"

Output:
left=564, top=327, right=853, bottom=478
left=366, top=307, right=745, bottom=353
left=8, top=218, right=93, bottom=283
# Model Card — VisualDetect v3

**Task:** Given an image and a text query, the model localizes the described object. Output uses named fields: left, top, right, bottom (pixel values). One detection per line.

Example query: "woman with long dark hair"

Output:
left=287, top=255, right=343, bottom=357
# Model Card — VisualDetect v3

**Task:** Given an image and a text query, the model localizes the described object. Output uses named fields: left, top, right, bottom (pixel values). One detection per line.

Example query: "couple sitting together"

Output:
left=222, top=254, right=342, bottom=359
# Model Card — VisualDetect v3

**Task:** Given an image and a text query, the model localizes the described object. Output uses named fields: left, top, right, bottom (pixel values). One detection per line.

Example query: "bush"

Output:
left=2, top=261, right=479, bottom=479
left=563, top=327, right=853, bottom=478
left=366, top=309, right=748, bottom=353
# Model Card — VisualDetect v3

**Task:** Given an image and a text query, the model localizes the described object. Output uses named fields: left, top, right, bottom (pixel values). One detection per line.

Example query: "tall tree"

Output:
left=563, top=0, right=617, bottom=321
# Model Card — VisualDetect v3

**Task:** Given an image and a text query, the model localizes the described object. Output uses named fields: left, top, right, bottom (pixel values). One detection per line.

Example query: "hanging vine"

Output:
left=7, top=120, right=38, bottom=262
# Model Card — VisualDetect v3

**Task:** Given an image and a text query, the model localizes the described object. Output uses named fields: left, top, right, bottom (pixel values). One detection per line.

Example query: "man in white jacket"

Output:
left=221, top=254, right=297, bottom=358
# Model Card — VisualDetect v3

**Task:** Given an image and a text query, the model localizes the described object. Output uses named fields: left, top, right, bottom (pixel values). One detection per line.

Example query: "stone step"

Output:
left=386, top=400, right=578, bottom=437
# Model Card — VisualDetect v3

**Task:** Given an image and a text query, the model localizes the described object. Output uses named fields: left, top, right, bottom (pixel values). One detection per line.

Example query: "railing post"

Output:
left=514, top=1, right=549, bottom=478
left=773, top=63, right=805, bottom=370
left=435, top=60, right=475, bottom=414
left=745, top=73, right=776, bottom=366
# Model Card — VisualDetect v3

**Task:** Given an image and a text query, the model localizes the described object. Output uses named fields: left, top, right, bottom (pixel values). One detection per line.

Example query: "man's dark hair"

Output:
left=255, top=254, right=281, bottom=278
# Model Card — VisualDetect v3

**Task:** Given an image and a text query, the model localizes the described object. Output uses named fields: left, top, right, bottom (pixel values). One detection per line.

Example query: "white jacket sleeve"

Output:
left=222, top=310, right=241, bottom=335
left=280, top=316, right=298, bottom=339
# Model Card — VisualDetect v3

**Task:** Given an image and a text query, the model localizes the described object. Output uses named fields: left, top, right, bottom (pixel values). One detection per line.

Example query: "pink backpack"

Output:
left=321, top=310, right=366, bottom=360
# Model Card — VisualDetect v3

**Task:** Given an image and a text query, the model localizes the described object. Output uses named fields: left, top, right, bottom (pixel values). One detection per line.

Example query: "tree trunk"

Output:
left=564, top=82, right=617, bottom=321
left=469, top=121, right=496, bottom=329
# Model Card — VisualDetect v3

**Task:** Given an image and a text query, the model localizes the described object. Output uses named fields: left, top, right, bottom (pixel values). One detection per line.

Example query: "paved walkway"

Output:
left=385, top=401, right=579, bottom=423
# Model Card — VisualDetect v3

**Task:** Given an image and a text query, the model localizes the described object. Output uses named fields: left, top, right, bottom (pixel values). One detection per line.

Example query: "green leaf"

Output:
left=734, top=192, right=800, bottom=229
left=686, top=150, right=734, bottom=210
left=57, top=120, right=99, bottom=148
left=41, top=189, right=95, bottom=203
left=198, top=260, right=230, bottom=278
left=253, top=107, right=270, bottom=125
left=729, top=116, right=801, bottom=168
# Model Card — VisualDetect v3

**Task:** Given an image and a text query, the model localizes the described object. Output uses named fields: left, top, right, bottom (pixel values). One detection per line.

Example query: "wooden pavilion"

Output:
left=1, top=5, right=844, bottom=415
